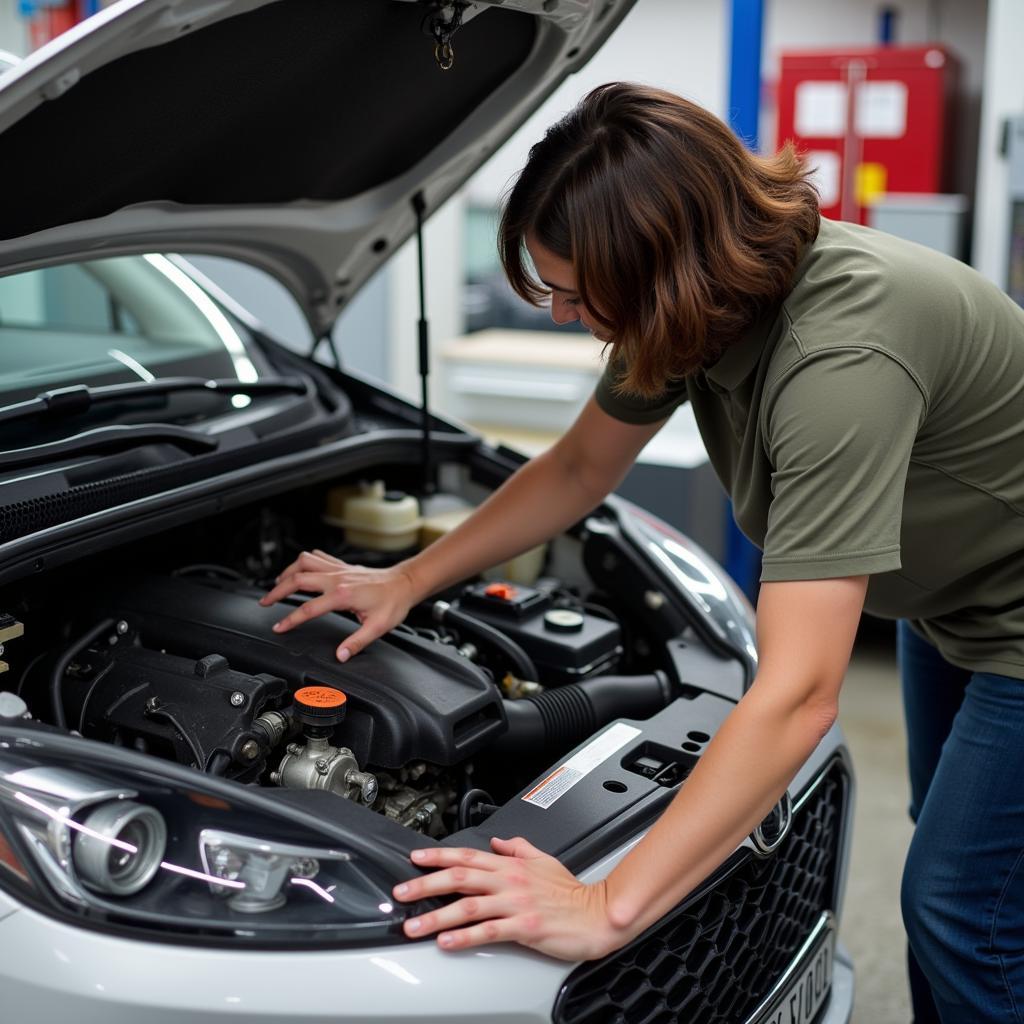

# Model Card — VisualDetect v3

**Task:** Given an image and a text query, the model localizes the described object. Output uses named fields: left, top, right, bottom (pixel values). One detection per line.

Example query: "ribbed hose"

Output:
left=492, top=671, right=671, bottom=758
left=526, top=683, right=596, bottom=750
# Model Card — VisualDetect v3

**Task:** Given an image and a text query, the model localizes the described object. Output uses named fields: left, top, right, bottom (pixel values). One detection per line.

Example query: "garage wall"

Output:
left=973, top=0, right=1024, bottom=288
left=763, top=0, right=989, bottom=207
left=467, top=0, right=728, bottom=205
left=467, top=0, right=988, bottom=207
left=0, top=6, right=28, bottom=57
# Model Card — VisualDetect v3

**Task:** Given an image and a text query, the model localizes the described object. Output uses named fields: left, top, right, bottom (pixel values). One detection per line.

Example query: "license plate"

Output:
left=750, top=917, right=835, bottom=1024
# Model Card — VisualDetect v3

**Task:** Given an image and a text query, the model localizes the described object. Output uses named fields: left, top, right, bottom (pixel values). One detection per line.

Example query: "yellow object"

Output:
left=0, top=618, right=24, bottom=674
left=323, top=483, right=362, bottom=524
left=419, top=505, right=473, bottom=547
left=0, top=620, right=24, bottom=644
left=327, top=480, right=421, bottom=552
left=419, top=500, right=546, bottom=584
left=855, top=162, right=888, bottom=209
left=417, top=503, right=544, bottom=585
left=482, top=547, right=546, bottom=586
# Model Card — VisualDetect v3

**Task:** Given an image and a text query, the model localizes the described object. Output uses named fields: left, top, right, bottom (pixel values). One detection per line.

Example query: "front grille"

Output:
left=553, top=759, right=848, bottom=1024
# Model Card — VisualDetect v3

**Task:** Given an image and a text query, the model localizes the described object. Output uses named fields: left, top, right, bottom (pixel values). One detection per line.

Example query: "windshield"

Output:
left=0, top=254, right=257, bottom=406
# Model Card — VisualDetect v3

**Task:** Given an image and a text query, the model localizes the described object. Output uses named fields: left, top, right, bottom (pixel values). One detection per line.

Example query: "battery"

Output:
left=455, top=581, right=621, bottom=684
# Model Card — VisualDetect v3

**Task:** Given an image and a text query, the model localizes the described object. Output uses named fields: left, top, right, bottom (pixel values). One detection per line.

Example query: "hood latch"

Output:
left=423, top=2, right=467, bottom=71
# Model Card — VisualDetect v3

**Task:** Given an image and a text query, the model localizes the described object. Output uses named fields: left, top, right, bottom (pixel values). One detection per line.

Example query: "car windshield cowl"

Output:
left=0, top=422, right=222, bottom=472
left=0, top=375, right=312, bottom=428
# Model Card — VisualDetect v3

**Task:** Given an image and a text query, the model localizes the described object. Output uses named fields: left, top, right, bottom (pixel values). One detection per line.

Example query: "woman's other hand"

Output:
left=259, top=549, right=418, bottom=662
left=391, top=837, right=628, bottom=961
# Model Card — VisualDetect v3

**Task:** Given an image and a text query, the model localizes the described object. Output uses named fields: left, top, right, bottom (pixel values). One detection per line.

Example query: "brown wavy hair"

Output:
left=499, top=82, right=820, bottom=397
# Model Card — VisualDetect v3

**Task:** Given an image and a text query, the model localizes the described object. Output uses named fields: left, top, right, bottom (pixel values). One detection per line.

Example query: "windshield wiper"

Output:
left=0, top=422, right=219, bottom=471
left=0, top=376, right=310, bottom=428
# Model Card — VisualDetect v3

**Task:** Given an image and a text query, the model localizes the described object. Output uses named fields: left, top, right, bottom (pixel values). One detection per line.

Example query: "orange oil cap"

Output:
left=295, top=685, right=347, bottom=709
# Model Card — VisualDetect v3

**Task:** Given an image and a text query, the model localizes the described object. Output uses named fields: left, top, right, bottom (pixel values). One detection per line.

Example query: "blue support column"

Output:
left=727, top=0, right=765, bottom=150
left=724, top=0, right=765, bottom=602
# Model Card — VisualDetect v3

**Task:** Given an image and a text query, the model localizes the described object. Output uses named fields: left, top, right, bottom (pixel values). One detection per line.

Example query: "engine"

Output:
left=45, top=572, right=669, bottom=837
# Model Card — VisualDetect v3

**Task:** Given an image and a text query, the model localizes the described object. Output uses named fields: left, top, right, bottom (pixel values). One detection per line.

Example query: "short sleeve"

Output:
left=760, top=347, right=927, bottom=581
left=593, top=359, right=688, bottom=425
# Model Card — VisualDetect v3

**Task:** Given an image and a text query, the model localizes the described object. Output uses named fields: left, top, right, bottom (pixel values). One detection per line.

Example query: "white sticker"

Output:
left=805, top=150, right=841, bottom=209
left=855, top=80, right=908, bottom=138
left=522, top=723, right=641, bottom=809
left=795, top=81, right=847, bottom=138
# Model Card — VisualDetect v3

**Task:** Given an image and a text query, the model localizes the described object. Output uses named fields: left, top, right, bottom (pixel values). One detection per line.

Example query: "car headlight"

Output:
left=0, top=727, right=411, bottom=947
left=72, top=799, right=167, bottom=896
left=616, top=502, right=758, bottom=676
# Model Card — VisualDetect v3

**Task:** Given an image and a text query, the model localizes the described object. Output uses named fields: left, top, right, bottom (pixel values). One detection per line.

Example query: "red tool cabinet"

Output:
left=776, top=45, right=959, bottom=223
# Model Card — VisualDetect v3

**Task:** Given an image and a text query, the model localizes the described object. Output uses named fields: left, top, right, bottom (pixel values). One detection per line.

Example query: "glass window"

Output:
left=461, top=203, right=587, bottom=336
left=0, top=254, right=253, bottom=400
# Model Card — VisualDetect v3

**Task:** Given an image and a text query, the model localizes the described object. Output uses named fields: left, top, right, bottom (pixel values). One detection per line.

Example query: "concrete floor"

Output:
left=838, top=639, right=915, bottom=1023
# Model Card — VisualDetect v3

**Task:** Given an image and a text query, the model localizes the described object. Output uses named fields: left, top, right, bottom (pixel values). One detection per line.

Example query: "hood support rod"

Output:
left=413, top=192, right=434, bottom=495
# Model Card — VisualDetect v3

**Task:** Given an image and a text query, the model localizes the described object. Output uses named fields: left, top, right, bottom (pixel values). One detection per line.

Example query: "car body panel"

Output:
left=0, top=903, right=854, bottom=1024
left=0, top=730, right=854, bottom=1023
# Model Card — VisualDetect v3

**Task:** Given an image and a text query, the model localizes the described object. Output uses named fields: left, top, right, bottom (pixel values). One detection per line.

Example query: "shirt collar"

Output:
left=703, top=305, right=783, bottom=391
left=702, top=230, right=819, bottom=391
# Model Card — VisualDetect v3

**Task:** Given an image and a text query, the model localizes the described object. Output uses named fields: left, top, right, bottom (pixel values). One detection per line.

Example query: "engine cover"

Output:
left=95, top=576, right=506, bottom=768
left=65, top=647, right=289, bottom=773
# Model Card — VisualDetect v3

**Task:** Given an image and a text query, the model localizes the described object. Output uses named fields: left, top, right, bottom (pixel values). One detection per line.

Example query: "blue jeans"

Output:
left=898, top=620, right=1024, bottom=1023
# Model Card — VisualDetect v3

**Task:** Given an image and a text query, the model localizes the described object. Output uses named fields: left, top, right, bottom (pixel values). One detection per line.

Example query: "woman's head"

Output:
left=499, top=83, right=820, bottom=397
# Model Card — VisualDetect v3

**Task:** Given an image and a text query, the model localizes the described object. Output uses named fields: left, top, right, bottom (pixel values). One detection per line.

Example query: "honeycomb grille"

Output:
left=553, top=760, right=847, bottom=1024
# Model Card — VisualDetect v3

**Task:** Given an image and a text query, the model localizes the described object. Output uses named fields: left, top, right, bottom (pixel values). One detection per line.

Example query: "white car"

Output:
left=0, top=1, right=854, bottom=1021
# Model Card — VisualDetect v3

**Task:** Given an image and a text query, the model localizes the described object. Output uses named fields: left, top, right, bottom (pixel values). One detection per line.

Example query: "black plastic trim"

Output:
left=0, top=429, right=480, bottom=587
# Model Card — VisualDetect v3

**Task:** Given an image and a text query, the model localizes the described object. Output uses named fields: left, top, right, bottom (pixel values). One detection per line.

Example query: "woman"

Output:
left=261, top=84, right=1024, bottom=1022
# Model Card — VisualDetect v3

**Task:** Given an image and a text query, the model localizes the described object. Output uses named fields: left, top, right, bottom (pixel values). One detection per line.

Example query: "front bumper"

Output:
left=0, top=898, right=853, bottom=1023
left=0, top=739, right=854, bottom=1024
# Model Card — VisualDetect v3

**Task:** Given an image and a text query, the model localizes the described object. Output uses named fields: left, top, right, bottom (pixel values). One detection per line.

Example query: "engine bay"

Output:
left=3, top=467, right=748, bottom=841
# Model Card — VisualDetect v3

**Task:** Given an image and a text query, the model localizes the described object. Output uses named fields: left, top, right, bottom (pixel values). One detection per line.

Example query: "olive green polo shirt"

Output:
left=595, top=218, right=1024, bottom=678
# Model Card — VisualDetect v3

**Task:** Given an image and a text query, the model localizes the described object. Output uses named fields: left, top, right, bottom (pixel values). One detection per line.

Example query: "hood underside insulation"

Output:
left=2, top=0, right=536, bottom=241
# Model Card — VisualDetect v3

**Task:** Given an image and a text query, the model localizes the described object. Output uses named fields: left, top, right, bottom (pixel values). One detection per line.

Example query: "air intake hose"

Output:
left=491, top=671, right=672, bottom=758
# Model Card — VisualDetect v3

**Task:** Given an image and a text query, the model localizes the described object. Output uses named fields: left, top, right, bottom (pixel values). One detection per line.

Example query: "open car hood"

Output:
left=0, top=0, right=632, bottom=336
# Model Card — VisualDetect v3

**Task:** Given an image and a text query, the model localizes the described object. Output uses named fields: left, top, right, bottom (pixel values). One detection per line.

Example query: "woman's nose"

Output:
left=550, top=297, right=579, bottom=326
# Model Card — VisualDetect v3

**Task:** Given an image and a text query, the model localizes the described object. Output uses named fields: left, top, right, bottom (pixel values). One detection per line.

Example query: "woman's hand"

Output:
left=391, top=837, right=628, bottom=961
left=259, top=549, right=419, bottom=662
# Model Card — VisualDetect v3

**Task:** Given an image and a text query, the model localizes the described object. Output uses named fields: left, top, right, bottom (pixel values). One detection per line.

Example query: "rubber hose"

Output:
left=207, top=751, right=232, bottom=776
left=490, top=671, right=672, bottom=758
left=457, top=787, right=498, bottom=830
left=433, top=602, right=538, bottom=682
left=50, top=618, right=117, bottom=731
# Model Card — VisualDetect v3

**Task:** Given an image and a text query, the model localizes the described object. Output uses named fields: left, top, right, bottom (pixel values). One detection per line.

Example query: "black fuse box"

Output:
left=455, top=581, right=622, bottom=684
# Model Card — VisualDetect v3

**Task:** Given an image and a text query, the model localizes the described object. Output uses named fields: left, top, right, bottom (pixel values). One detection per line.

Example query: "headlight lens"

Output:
left=0, top=729, right=407, bottom=947
left=620, top=504, right=758, bottom=672
left=72, top=800, right=167, bottom=896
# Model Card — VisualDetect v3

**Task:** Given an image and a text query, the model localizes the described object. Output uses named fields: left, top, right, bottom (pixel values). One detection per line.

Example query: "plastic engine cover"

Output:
left=95, top=576, right=506, bottom=768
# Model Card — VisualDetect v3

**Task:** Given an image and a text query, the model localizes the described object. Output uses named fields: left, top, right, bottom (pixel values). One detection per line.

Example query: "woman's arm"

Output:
left=260, top=397, right=666, bottom=659
left=390, top=575, right=868, bottom=960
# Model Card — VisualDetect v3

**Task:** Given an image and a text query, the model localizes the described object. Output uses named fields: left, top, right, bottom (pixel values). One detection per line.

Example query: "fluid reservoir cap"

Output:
left=484, top=582, right=519, bottom=601
left=543, top=609, right=585, bottom=633
left=294, top=685, right=347, bottom=729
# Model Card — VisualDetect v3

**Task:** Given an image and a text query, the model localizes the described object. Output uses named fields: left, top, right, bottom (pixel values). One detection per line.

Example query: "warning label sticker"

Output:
left=522, top=723, right=642, bottom=809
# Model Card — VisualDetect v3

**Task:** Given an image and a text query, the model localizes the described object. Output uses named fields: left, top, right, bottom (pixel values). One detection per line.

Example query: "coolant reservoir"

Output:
left=329, top=481, right=421, bottom=552
left=420, top=495, right=546, bottom=585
